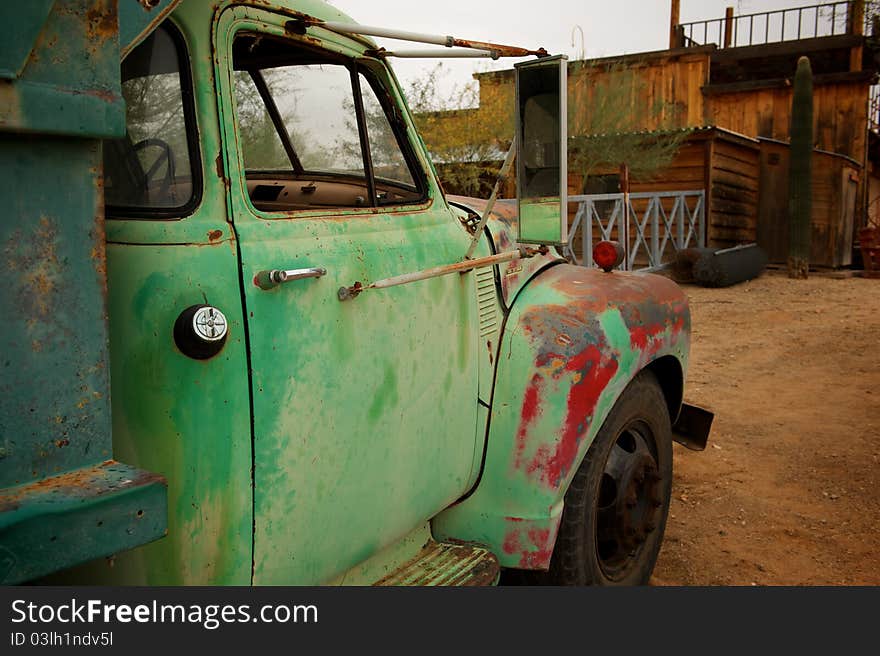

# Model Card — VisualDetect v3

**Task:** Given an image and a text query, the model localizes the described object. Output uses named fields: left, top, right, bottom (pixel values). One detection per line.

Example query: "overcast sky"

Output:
left=328, top=0, right=837, bottom=100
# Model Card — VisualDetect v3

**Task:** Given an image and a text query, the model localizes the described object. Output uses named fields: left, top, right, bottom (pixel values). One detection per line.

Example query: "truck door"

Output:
left=214, top=7, right=480, bottom=584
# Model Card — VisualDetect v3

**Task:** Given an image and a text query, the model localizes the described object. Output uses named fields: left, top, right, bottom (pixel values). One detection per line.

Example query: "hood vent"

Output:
left=476, top=266, right=498, bottom=338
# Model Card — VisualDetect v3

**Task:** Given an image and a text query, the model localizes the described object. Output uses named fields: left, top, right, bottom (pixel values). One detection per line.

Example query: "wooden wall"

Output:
left=469, top=52, right=871, bottom=164
left=565, top=50, right=711, bottom=132
left=757, top=139, right=859, bottom=268
left=705, top=133, right=761, bottom=248
left=473, top=47, right=714, bottom=135
left=704, top=79, right=871, bottom=162
left=628, top=138, right=706, bottom=193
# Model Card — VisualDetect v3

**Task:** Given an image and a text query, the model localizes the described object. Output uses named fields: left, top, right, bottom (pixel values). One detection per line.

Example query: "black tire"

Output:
left=546, top=370, right=673, bottom=586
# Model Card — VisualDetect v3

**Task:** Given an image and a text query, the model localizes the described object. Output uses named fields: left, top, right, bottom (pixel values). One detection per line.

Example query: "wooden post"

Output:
left=723, top=7, right=734, bottom=48
left=848, top=0, right=865, bottom=36
left=849, top=0, right=865, bottom=72
left=670, top=0, right=681, bottom=49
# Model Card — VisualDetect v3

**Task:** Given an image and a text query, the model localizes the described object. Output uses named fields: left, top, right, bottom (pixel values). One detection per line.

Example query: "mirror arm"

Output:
left=464, top=135, right=517, bottom=260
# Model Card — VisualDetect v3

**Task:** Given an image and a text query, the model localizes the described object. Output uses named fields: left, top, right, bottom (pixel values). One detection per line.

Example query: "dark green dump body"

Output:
left=0, top=0, right=168, bottom=584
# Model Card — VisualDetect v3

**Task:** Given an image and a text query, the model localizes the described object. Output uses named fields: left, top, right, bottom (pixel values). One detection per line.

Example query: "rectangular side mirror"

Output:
left=515, top=55, right=568, bottom=246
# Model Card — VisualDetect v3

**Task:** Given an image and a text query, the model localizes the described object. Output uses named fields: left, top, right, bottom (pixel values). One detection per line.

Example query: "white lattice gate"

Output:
left=567, top=191, right=706, bottom=270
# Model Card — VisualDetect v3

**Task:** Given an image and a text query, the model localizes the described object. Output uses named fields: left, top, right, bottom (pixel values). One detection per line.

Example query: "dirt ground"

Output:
left=651, top=270, right=880, bottom=585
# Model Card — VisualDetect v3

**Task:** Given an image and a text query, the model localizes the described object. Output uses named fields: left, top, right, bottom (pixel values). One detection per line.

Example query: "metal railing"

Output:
left=678, top=1, right=861, bottom=49
left=567, top=191, right=706, bottom=271
left=870, top=84, right=880, bottom=132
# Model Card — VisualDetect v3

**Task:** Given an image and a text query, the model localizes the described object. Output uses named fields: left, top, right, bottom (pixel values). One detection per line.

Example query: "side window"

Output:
left=360, top=73, right=417, bottom=190
left=232, top=70, right=290, bottom=171
left=231, top=34, right=424, bottom=212
left=103, top=23, right=199, bottom=217
left=236, top=64, right=365, bottom=176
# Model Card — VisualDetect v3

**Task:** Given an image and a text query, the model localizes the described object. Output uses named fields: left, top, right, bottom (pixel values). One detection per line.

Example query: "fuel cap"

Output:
left=174, top=304, right=228, bottom=360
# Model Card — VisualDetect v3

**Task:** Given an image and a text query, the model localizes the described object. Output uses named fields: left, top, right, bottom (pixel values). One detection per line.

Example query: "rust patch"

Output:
left=0, top=461, right=166, bottom=513
left=68, top=87, right=120, bottom=105
left=449, top=37, right=546, bottom=58
left=372, top=541, right=500, bottom=586
left=91, top=209, right=108, bottom=284
left=5, top=216, right=60, bottom=323
left=514, top=318, right=620, bottom=488
left=207, top=229, right=223, bottom=242
left=85, top=2, right=117, bottom=42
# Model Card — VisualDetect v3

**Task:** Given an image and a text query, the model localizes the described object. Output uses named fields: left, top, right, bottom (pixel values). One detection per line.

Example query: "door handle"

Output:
left=254, top=267, right=326, bottom=290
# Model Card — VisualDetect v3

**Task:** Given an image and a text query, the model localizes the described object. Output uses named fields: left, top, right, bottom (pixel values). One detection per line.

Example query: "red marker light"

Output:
left=593, top=241, right=625, bottom=272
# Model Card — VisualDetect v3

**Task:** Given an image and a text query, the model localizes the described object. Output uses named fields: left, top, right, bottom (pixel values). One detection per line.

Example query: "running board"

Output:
left=373, top=540, right=499, bottom=586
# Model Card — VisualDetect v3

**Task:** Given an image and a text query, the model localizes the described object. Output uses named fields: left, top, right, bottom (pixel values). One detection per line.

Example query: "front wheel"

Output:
left=547, top=370, right=673, bottom=585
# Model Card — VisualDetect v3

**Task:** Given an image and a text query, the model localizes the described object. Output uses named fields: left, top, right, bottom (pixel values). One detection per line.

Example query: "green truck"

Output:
left=0, top=0, right=709, bottom=586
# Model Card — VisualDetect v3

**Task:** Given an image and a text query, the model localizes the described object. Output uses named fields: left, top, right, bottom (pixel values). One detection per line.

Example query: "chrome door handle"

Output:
left=254, top=267, right=326, bottom=290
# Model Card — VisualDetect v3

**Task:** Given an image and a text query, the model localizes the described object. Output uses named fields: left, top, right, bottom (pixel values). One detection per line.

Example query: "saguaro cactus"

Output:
left=787, top=56, right=813, bottom=279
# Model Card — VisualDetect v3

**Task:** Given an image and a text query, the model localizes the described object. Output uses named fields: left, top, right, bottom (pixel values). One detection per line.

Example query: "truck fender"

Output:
left=433, top=263, right=690, bottom=569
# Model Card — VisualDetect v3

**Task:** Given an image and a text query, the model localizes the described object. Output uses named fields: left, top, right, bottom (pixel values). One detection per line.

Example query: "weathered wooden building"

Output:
left=428, top=0, right=879, bottom=267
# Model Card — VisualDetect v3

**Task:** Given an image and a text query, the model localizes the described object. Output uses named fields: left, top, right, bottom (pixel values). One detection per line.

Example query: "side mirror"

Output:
left=515, top=55, right=568, bottom=246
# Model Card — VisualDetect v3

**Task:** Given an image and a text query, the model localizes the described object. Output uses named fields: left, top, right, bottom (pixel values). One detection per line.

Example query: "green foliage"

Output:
left=338, top=77, right=416, bottom=186
left=787, top=56, right=814, bottom=279
left=405, top=64, right=513, bottom=197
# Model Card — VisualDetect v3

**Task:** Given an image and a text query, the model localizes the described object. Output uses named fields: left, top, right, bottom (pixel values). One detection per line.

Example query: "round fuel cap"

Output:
left=174, top=304, right=229, bottom=360
left=192, top=306, right=228, bottom=342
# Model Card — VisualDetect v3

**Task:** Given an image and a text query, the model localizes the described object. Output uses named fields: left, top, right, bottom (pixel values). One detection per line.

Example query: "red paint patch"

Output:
left=529, top=344, right=619, bottom=487
left=630, top=323, right=666, bottom=353
left=528, top=527, right=551, bottom=550
left=515, top=374, right=544, bottom=467
left=520, top=527, right=554, bottom=569
left=502, top=519, right=557, bottom=569
left=502, top=529, right=521, bottom=555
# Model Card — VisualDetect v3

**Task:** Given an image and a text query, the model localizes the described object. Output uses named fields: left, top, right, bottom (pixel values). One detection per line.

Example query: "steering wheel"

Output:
left=132, top=138, right=176, bottom=200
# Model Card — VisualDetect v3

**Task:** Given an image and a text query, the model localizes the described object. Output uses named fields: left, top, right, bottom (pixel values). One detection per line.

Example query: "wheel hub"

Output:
left=595, top=426, right=663, bottom=577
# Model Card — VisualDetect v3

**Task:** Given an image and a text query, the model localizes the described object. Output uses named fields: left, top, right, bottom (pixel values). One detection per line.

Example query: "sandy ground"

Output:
left=652, top=271, right=880, bottom=585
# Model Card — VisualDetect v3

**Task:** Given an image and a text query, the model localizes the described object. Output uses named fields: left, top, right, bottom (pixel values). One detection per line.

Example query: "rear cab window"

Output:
left=103, top=22, right=201, bottom=219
